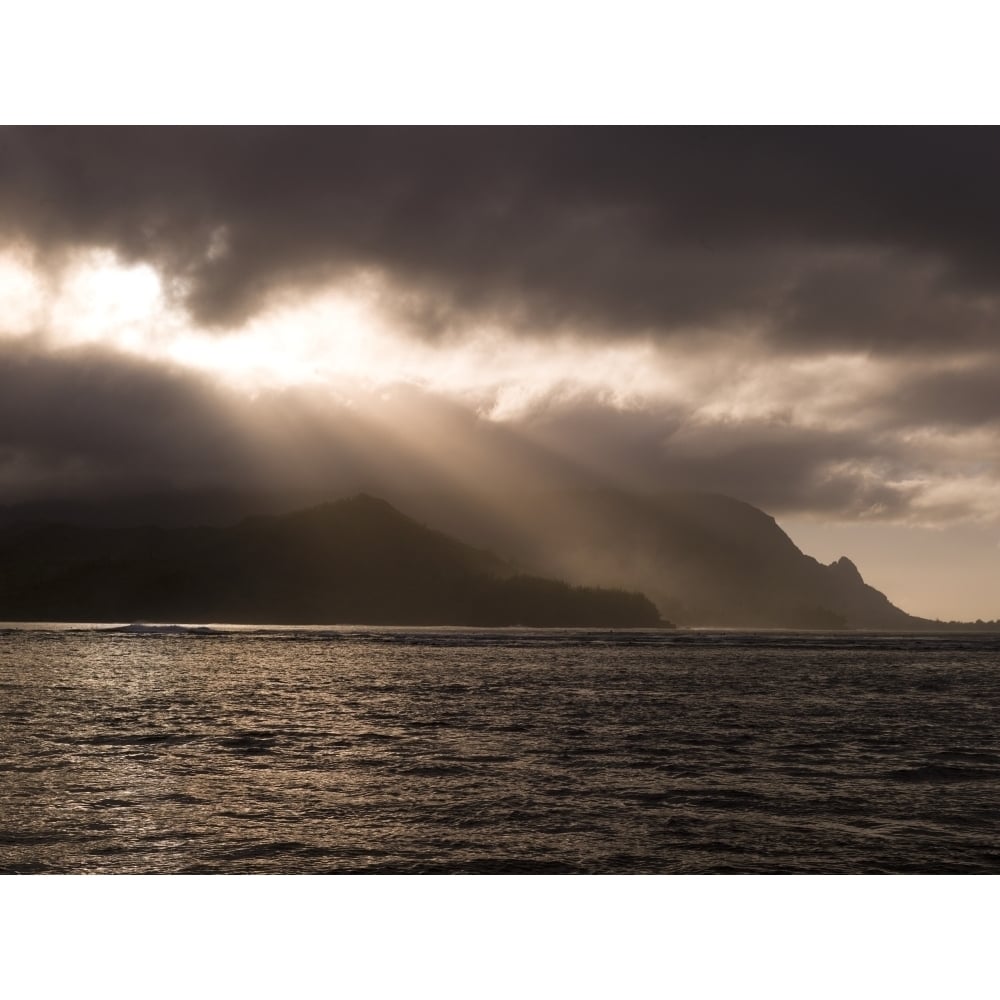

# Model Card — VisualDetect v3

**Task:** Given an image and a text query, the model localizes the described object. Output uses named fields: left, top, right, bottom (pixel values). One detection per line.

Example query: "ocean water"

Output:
left=1, top=625, right=998, bottom=874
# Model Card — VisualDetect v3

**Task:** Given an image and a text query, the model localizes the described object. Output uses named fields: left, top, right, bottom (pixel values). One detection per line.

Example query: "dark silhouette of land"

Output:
left=1, top=489, right=995, bottom=630
left=392, top=489, right=999, bottom=630
left=0, top=494, right=663, bottom=627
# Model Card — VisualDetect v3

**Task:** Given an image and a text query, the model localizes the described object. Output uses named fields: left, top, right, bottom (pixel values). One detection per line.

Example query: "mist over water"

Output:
left=2, top=626, right=998, bottom=874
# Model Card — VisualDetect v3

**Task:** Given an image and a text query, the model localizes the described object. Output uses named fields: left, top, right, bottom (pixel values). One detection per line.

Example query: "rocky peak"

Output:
left=828, top=555, right=864, bottom=583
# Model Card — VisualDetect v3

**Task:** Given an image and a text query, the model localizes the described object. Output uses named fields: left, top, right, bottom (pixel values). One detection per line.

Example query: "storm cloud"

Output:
left=0, top=337, right=592, bottom=505
left=1, top=127, right=999, bottom=560
left=4, top=126, right=1000, bottom=351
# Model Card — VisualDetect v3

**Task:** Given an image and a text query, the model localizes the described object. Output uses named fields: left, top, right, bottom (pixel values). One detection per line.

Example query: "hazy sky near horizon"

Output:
left=1, top=127, right=998, bottom=619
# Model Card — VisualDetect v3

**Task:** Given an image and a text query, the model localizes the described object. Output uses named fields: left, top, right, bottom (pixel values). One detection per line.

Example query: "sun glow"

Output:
left=0, top=249, right=692, bottom=414
left=49, top=249, right=166, bottom=347
left=0, top=248, right=417, bottom=390
left=0, top=246, right=48, bottom=335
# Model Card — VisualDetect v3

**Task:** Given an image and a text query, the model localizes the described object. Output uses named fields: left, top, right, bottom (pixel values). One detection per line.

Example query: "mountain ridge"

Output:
left=0, top=493, right=663, bottom=628
left=1, top=489, right=995, bottom=629
left=388, top=488, right=996, bottom=630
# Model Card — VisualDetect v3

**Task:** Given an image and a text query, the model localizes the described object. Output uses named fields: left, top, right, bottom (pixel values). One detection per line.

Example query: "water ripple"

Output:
left=1, top=627, right=998, bottom=873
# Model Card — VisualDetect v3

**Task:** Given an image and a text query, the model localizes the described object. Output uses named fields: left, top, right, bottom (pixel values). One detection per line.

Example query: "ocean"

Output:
left=1, top=625, right=998, bottom=874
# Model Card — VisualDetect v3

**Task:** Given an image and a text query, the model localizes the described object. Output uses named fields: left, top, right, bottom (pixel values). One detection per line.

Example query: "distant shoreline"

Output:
left=3, top=620, right=999, bottom=634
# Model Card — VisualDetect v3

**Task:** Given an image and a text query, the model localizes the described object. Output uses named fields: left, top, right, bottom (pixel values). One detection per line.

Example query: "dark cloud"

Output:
left=520, top=397, right=916, bottom=518
left=4, top=127, right=1000, bottom=351
left=888, top=361, right=1000, bottom=430
left=0, top=336, right=898, bottom=514
left=770, top=249, right=1000, bottom=353
left=0, top=339, right=583, bottom=504
left=0, top=339, right=256, bottom=499
left=2, top=128, right=999, bottom=535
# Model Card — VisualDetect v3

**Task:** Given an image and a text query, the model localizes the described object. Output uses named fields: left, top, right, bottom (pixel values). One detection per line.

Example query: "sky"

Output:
left=1, top=126, right=999, bottom=620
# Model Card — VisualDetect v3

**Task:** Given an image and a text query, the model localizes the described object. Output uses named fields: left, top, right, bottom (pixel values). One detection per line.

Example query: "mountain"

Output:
left=3, top=488, right=986, bottom=629
left=0, top=494, right=663, bottom=627
left=393, top=489, right=941, bottom=629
